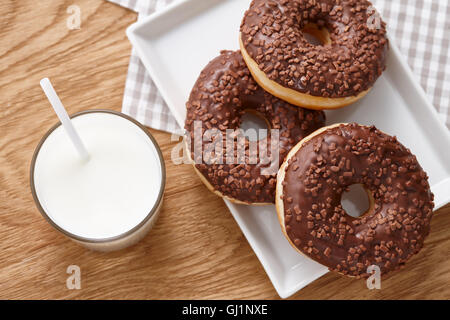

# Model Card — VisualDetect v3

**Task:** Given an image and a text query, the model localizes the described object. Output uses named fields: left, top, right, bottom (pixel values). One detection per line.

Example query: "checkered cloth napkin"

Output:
left=108, top=0, right=450, bottom=133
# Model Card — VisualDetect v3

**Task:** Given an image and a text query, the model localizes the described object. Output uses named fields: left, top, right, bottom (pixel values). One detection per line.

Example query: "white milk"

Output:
left=32, top=111, right=164, bottom=250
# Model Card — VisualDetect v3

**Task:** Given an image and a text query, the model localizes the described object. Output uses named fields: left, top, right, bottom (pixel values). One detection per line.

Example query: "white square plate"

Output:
left=127, top=0, right=450, bottom=298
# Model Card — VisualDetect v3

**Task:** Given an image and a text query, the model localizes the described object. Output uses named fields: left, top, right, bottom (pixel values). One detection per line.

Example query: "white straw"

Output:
left=40, top=78, right=90, bottom=161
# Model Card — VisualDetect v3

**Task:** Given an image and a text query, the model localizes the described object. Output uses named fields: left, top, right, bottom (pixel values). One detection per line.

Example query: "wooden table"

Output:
left=1, top=0, right=449, bottom=300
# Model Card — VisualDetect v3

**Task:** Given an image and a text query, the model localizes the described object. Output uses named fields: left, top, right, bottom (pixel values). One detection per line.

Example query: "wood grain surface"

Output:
left=0, top=0, right=449, bottom=300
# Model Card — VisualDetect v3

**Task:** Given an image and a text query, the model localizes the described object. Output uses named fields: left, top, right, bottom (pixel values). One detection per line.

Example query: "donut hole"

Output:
left=301, top=23, right=331, bottom=46
left=341, top=184, right=371, bottom=218
left=239, top=110, right=270, bottom=141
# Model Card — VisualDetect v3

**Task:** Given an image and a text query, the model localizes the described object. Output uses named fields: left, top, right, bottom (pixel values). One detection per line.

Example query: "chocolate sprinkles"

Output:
left=279, top=123, right=434, bottom=277
left=240, top=0, right=389, bottom=98
left=185, top=50, right=325, bottom=204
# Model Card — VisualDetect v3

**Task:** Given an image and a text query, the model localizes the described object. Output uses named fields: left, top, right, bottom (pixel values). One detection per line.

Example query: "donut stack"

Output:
left=184, top=0, right=434, bottom=279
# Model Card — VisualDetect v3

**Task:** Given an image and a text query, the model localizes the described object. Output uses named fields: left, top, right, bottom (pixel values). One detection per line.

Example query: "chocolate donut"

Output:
left=240, top=0, right=389, bottom=109
left=276, top=123, right=434, bottom=277
left=185, top=50, right=325, bottom=204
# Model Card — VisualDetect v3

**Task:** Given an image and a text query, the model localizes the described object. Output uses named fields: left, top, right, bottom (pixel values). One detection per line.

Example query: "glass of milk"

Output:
left=30, top=110, right=165, bottom=252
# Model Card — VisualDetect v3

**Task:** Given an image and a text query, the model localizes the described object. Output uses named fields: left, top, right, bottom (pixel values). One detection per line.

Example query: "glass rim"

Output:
left=29, top=109, right=166, bottom=244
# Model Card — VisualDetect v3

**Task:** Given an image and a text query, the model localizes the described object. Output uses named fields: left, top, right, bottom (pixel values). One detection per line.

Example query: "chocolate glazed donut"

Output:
left=185, top=50, right=325, bottom=204
left=240, top=0, right=389, bottom=109
left=276, top=123, right=434, bottom=277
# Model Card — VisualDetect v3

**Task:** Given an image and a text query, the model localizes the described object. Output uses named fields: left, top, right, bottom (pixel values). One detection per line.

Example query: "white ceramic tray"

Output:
left=127, top=0, right=450, bottom=298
